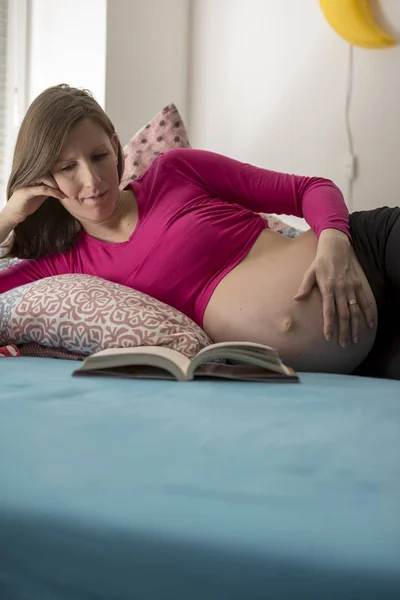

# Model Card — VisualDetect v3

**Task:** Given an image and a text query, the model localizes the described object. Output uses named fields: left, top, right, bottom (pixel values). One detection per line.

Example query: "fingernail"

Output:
left=368, top=320, right=374, bottom=329
left=353, top=336, right=358, bottom=344
left=326, top=334, right=332, bottom=342
left=340, top=340, right=347, bottom=348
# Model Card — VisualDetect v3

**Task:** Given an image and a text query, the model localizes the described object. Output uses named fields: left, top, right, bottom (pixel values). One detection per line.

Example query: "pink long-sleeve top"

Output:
left=0, top=148, right=349, bottom=327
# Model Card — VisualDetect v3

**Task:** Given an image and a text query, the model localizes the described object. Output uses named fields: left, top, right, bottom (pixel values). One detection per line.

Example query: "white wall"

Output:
left=18, top=0, right=400, bottom=217
left=189, top=0, right=400, bottom=212
left=105, top=0, right=190, bottom=146
left=27, top=0, right=190, bottom=144
left=28, top=0, right=107, bottom=107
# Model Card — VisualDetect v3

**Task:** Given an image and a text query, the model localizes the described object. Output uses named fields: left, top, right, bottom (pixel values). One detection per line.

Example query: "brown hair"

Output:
left=3, top=84, right=125, bottom=259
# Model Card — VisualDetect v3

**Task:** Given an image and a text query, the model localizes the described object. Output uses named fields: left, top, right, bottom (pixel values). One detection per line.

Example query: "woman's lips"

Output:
left=85, top=191, right=107, bottom=201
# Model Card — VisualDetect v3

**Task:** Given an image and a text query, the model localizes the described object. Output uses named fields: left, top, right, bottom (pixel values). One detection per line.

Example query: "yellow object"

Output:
left=319, top=0, right=396, bottom=48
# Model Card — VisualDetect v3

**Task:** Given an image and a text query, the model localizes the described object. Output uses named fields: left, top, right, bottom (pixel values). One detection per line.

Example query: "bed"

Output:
left=1, top=100, right=399, bottom=597
left=1, top=357, right=399, bottom=599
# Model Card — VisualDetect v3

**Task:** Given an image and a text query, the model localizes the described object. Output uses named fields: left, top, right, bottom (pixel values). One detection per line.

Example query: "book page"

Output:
left=196, top=341, right=279, bottom=359
left=193, top=363, right=298, bottom=381
left=79, top=346, right=192, bottom=380
left=189, top=341, right=287, bottom=377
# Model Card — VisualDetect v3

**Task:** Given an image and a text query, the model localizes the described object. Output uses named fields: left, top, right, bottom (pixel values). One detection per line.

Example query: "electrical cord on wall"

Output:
left=344, top=43, right=355, bottom=212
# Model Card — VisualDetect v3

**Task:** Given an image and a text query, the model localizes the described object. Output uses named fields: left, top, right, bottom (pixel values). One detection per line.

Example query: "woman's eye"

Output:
left=61, top=164, right=74, bottom=173
left=93, top=153, right=108, bottom=161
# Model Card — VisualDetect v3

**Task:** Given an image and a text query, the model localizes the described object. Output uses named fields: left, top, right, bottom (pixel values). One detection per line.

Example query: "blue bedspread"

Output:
left=0, top=358, right=399, bottom=599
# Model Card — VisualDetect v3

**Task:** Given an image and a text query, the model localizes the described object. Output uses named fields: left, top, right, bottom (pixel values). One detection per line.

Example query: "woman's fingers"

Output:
left=347, top=295, right=362, bottom=345
left=336, top=282, right=373, bottom=348
left=325, top=282, right=358, bottom=348
left=29, top=181, right=65, bottom=201
left=331, top=284, right=350, bottom=347
left=321, top=285, right=336, bottom=342
left=355, top=286, right=375, bottom=330
left=345, top=275, right=375, bottom=346
left=293, top=268, right=315, bottom=300
left=40, top=174, right=62, bottom=193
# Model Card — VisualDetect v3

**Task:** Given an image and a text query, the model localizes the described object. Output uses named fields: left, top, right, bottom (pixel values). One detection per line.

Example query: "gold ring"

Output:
left=348, top=298, right=358, bottom=306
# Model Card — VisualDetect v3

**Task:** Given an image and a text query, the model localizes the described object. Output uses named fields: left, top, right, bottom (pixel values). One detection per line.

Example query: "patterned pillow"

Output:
left=120, top=103, right=191, bottom=189
left=0, top=274, right=212, bottom=359
left=0, top=256, right=20, bottom=270
left=260, top=214, right=302, bottom=238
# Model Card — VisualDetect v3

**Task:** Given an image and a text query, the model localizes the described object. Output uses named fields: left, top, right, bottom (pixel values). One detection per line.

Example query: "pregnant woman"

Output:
left=0, top=85, right=399, bottom=378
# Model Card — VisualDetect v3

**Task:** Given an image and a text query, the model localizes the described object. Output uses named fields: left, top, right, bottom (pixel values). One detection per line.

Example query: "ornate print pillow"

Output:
left=0, top=274, right=212, bottom=359
left=259, top=214, right=303, bottom=238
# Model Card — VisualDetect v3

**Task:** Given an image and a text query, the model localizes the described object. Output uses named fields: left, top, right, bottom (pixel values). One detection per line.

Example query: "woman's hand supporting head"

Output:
left=2, top=177, right=66, bottom=230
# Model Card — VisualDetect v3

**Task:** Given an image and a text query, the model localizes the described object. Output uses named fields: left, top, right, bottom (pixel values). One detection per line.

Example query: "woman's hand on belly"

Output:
left=294, top=228, right=376, bottom=347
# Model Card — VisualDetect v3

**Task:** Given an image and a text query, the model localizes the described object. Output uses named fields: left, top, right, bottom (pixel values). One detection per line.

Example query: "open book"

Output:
left=72, top=341, right=299, bottom=383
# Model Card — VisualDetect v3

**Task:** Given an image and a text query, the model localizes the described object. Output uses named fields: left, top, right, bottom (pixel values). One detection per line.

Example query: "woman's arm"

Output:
left=165, top=148, right=375, bottom=347
left=0, top=260, right=40, bottom=295
left=164, top=148, right=350, bottom=239
left=0, top=251, right=67, bottom=295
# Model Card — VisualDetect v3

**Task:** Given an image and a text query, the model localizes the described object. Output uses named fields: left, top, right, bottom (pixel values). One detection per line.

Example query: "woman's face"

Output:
left=51, top=118, right=120, bottom=226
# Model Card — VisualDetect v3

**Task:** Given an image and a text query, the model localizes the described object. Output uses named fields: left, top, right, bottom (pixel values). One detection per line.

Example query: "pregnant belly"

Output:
left=202, top=229, right=378, bottom=373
